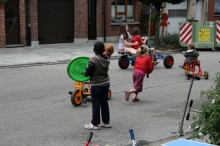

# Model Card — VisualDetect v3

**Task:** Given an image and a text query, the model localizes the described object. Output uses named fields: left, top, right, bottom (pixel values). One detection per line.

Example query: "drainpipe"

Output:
left=103, top=0, right=106, bottom=42
left=25, top=0, right=31, bottom=46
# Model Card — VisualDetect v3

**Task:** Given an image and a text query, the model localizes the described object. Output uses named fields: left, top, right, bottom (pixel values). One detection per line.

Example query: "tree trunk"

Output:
left=153, top=14, right=160, bottom=46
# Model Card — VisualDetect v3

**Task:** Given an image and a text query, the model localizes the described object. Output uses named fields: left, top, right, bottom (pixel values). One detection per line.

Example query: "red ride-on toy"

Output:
left=182, top=60, right=209, bottom=80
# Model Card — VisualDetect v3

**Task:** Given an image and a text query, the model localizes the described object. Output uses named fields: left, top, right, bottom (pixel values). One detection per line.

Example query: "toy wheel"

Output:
left=204, top=71, right=209, bottom=80
left=107, top=89, right=111, bottom=100
left=163, top=55, right=174, bottom=68
left=118, top=56, right=129, bottom=69
left=184, top=66, right=188, bottom=75
left=71, top=89, right=82, bottom=106
left=82, top=87, right=89, bottom=98
left=186, top=74, right=190, bottom=80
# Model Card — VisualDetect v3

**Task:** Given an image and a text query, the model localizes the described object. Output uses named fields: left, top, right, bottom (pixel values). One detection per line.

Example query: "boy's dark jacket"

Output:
left=83, top=54, right=109, bottom=86
left=183, top=50, right=199, bottom=63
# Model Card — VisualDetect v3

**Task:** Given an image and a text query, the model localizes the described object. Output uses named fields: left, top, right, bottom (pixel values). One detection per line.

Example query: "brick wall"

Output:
left=207, top=0, right=220, bottom=21
left=96, top=0, right=103, bottom=38
left=30, top=0, right=38, bottom=41
left=19, top=0, right=26, bottom=46
left=0, top=5, right=6, bottom=48
left=105, top=0, right=141, bottom=37
left=74, top=0, right=88, bottom=38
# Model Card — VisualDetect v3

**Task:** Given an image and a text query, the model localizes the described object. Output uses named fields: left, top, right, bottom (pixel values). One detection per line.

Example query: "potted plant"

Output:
left=127, top=16, right=134, bottom=23
left=0, top=0, right=7, bottom=8
left=114, top=16, right=122, bottom=23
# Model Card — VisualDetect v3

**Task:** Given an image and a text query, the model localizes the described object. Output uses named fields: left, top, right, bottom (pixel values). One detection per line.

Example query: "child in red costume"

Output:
left=125, top=45, right=154, bottom=102
left=131, top=28, right=159, bottom=65
left=131, top=28, right=147, bottom=50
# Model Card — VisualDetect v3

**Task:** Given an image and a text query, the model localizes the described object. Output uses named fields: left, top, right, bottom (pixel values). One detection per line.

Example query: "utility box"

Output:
left=179, top=21, right=220, bottom=51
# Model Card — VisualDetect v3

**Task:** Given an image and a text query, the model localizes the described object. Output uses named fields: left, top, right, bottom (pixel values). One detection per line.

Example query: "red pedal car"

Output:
left=181, top=60, right=209, bottom=80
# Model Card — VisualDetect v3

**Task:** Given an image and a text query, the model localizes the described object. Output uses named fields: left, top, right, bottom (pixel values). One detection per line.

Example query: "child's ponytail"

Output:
left=136, top=48, right=141, bottom=55
left=137, top=45, right=148, bottom=55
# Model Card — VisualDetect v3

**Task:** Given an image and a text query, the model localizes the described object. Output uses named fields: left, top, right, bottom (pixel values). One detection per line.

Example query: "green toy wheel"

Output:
left=67, top=56, right=90, bottom=82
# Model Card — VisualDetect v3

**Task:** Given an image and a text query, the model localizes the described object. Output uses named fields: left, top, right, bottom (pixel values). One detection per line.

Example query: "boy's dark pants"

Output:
left=91, top=85, right=110, bottom=125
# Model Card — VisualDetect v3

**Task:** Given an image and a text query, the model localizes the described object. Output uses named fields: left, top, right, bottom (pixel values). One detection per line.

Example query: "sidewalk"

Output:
left=0, top=42, right=121, bottom=67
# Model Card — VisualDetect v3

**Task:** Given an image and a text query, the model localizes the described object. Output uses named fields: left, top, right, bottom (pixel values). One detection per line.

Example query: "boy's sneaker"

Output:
left=132, top=98, right=140, bottom=102
left=99, top=122, right=112, bottom=128
left=125, top=91, right=130, bottom=101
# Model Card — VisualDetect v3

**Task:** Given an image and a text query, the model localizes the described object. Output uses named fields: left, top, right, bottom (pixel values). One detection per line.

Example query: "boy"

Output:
left=180, top=42, right=199, bottom=68
left=83, top=41, right=112, bottom=130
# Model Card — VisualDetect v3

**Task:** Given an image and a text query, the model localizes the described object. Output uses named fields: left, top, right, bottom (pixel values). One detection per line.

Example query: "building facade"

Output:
left=0, top=0, right=142, bottom=48
left=207, top=0, right=220, bottom=21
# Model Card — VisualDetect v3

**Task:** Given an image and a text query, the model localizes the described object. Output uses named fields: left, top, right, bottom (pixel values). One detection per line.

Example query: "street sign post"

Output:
left=145, top=4, right=157, bottom=45
left=160, top=13, right=168, bottom=46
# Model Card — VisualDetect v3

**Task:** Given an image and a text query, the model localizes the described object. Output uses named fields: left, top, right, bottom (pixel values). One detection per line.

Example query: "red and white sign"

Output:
left=160, top=21, right=167, bottom=27
left=161, top=13, right=168, bottom=22
left=179, top=23, right=193, bottom=44
left=216, top=22, right=220, bottom=44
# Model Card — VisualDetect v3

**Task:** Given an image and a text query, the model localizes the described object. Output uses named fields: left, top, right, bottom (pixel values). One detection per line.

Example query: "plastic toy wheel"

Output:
left=186, top=74, right=190, bottom=80
left=82, top=87, right=89, bottom=98
left=163, top=55, right=174, bottom=68
left=118, top=56, right=129, bottom=69
left=107, top=89, right=111, bottom=100
left=71, top=89, right=82, bottom=106
left=184, top=66, right=188, bottom=75
left=204, top=71, right=209, bottom=80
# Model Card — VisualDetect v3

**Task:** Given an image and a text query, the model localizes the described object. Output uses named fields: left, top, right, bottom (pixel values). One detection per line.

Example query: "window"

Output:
left=214, top=0, right=220, bottom=15
left=111, top=0, right=135, bottom=21
left=168, top=9, right=186, bottom=18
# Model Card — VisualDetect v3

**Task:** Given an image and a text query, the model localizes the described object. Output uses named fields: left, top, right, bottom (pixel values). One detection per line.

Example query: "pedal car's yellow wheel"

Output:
left=118, top=56, right=129, bottom=69
left=107, top=89, right=111, bottom=100
left=82, top=87, right=89, bottom=99
left=204, top=71, right=209, bottom=80
left=184, top=65, right=188, bottom=75
left=71, top=89, right=82, bottom=106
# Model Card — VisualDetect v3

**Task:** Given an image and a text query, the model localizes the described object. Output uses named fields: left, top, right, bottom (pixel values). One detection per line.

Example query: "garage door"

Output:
left=38, top=0, right=74, bottom=44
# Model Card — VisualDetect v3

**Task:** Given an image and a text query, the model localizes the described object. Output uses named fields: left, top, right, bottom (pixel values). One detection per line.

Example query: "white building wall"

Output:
left=196, top=0, right=202, bottom=22
left=165, top=1, right=203, bottom=35
left=167, top=1, right=187, bottom=35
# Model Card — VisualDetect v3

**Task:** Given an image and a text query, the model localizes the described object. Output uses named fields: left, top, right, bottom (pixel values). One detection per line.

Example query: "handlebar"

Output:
left=129, top=129, right=135, bottom=140
left=84, top=132, right=93, bottom=146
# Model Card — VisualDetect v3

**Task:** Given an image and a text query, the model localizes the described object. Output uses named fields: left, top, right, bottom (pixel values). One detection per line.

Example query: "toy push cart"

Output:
left=69, top=81, right=111, bottom=106
left=67, top=56, right=112, bottom=107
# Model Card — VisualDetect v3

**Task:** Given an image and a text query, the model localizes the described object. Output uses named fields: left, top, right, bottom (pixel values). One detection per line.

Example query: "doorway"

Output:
left=5, top=0, right=20, bottom=45
left=88, top=0, right=96, bottom=40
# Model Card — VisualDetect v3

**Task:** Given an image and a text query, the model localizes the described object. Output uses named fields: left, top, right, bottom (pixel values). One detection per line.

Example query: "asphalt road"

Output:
left=0, top=51, right=219, bottom=146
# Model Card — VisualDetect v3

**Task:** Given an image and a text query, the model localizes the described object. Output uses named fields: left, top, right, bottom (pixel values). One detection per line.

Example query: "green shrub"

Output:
left=162, top=33, right=180, bottom=47
left=190, top=72, right=220, bottom=145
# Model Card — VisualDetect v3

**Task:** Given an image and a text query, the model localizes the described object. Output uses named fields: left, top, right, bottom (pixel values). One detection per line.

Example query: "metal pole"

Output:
left=177, top=76, right=196, bottom=137
left=147, top=4, right=152, bottom=45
